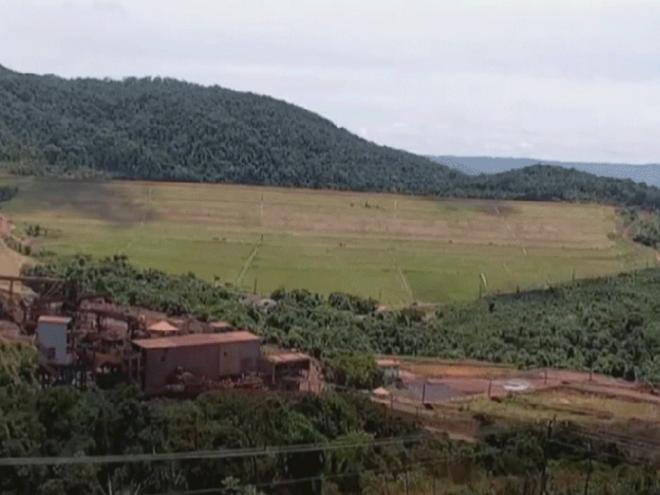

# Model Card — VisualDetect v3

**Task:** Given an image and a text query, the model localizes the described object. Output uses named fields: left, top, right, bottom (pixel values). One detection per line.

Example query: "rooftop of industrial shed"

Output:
left=132, top=331, right=260, bottom=350
left=38, top=315, right=72, bottom=325
left=263, top=351, right=310, bottom=365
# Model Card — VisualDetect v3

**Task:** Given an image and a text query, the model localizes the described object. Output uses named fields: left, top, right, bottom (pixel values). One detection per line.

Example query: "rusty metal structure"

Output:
left=0, top=274, right=77, bottom=333
left=0, top=273, right=317, bottom=395
left=132, top=332, right=262, bottom=394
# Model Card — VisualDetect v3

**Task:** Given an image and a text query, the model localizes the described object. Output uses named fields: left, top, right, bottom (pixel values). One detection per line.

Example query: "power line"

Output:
left=0, top=434, right=425, bottom=468
left=146, top=448, right=496, bottom=495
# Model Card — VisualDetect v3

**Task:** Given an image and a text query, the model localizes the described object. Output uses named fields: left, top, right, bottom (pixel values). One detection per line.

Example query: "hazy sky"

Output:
left=2, top=0, right=660, bottom=164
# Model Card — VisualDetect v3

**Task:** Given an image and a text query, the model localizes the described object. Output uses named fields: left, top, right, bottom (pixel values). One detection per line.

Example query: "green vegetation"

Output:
left=0, top=185, right=16, bottom=203
left=322, top=353, right=383, bottom=390
left=443, top=165, right=660, bottom=210
left=0, top=342, right=36, bottom=386
left=2, top=67, right=660, bottom=210
left=0, top=374, right=427, bottom=494
left=25, top=255, right=660, bottom=382
left=0, top=66, right=452, bottom=194
left=1, top=177, right=655, bottom=305
left=23, top=223, right=47, bottom=238
left=2, top=341, right=658, bottom=494
left=631, top=213, right=660, bottom=249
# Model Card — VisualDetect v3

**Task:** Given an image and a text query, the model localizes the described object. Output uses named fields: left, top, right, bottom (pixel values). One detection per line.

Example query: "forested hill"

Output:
left=1, top=66, right=660, bottom=209
left=0, top=66, right=453, bottom=193
left=433, top=155, right=660, bottom=187
left=440, top=165, right=660, bottom=209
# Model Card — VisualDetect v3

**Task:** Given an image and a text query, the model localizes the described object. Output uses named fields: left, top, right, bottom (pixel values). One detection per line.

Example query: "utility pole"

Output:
left=583, top=442, right=593, bottom=495
left=539, top=419, right=554, bottom=495
left=404, top=462, right=410, bottom=495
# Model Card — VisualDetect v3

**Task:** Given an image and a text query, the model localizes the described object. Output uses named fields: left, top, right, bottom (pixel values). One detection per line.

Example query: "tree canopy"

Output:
left=2, top=66, right=660, bottom=209
left=25, top=255, right=660, bottom=382
left=0, top=66, right=453, bottom=194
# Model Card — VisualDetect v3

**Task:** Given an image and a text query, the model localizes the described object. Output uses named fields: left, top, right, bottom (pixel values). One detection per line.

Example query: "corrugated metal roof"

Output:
left=263, top=352, right=310, bottom=364
left=38, top=315, right=72, bottom=325
left=147, top=320, right=178, bottom=332
left=132, top=331, right=260, bottom=350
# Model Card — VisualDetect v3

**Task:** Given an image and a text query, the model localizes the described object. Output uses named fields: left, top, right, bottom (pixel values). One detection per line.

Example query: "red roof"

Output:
left=38, top=315, right=72, bottom=325
left=147, top=320, right=178, bottom=333
left=132, top=331, right=260, bottom=350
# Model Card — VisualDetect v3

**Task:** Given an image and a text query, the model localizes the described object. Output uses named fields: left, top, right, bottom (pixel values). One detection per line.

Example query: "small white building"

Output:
left=36, top=315, right=73, bottom=365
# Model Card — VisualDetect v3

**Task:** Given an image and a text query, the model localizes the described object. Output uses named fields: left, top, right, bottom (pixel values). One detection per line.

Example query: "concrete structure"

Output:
left=261, top=351, right=311, bottom=389
left=36, top=315, right=73, bottom=365
left=132, top=331, right=261, bottom=394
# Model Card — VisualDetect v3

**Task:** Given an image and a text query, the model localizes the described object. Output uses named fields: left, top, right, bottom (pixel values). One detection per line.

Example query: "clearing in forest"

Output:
left=0, top=176, right=655, bottom=305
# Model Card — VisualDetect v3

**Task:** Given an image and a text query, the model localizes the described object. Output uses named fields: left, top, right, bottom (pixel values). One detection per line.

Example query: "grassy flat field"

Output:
left=0, top=176, right=656, bottom=305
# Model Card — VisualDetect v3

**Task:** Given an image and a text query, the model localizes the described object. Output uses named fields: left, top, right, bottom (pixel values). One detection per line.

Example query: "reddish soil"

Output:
left=397, top=359, right=650, bottom=403
left=379, top=357, right=660, bottom=453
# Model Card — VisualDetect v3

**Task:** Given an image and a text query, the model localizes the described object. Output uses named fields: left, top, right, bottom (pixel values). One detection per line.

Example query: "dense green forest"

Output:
left=0, top=65, right=452, bottom=194
left=0, top=348, right=425, bottom=494
left=25, top=255, right=660, bottom=383
left=2, top=65, right=660, bottom=209
left=441, top=165, right=660, bottom=210
left=2, top=343, right=658, bottom=495
left=5, top=256, right=660, bottom=493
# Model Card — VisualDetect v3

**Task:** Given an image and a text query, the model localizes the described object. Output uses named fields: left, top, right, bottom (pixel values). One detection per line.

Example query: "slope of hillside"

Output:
left=438, top=165, right=660, bottom=209
left=0, top=66, right=453, bottom=194
left=1, top=65, right=660, bottom=209
left=433, top=155, right=660, bottom=187
left=1, top=176, right=655, bottom=304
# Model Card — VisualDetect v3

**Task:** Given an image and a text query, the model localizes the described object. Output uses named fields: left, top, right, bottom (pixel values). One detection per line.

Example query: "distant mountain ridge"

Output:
left=432, top=155, right=660, bottom=187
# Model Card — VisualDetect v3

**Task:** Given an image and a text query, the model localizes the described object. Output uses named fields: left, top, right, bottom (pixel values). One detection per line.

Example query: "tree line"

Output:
left=623, top=207, right=660, bottom=249
left=2, top=342, right=658, bottom=494
left=25, top=255, right=660, bottom=383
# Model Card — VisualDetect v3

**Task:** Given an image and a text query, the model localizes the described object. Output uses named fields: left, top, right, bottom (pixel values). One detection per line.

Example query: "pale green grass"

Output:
left=0, top=176, right=656, bottom=305
left=461, top=389, right=660, bottom=425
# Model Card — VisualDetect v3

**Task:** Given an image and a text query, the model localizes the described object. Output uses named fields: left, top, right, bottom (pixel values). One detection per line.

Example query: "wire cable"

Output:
left=0, top=434, right=425, bottom=467
left=145, top=448, right=496, bottom=495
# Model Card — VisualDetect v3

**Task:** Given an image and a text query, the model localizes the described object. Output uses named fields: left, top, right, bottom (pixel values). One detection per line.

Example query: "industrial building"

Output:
left=35, top=315, right=73, bottom=365
left=132, top=331, right=261, bottom=394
